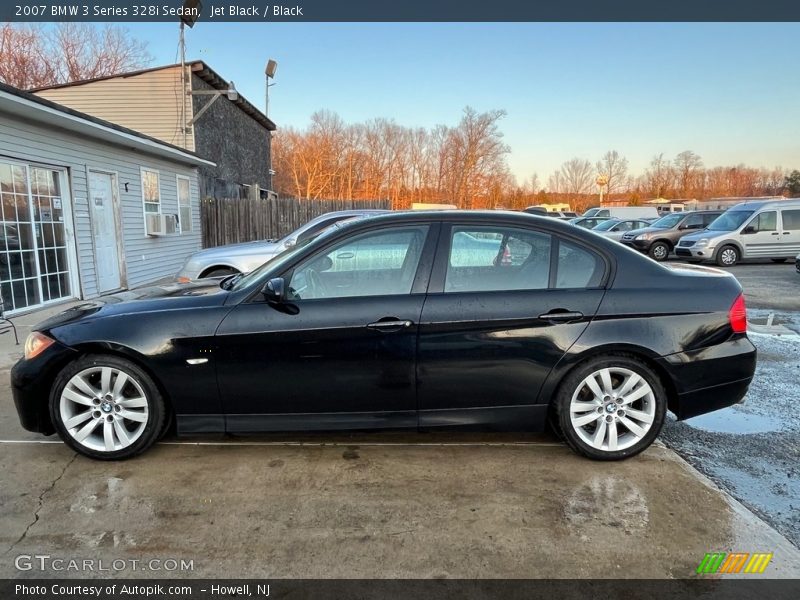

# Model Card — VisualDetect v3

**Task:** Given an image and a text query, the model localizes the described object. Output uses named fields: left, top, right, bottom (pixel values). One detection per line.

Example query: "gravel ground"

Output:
left=661, top=328, right=800, bottom=547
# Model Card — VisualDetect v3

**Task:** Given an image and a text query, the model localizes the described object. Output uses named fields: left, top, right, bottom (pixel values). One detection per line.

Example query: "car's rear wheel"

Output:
left=648, top=241, right=670, bottom=261
left=553, top=355, right=666, bottom=460
left=716, top=245, right=740, bottom=267
left=50, top=354, right=165, bottom=460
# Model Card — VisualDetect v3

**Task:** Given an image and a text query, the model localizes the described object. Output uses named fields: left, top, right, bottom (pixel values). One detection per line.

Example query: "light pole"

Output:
left=265, top=59, right=277, bottom=119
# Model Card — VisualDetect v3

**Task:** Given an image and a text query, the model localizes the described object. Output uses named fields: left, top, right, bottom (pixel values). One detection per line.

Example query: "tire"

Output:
left=648, top=241, right=670, bottom=262
left=202, top=267, right=239, bottom=278
left=715, top=245, right=740, bottom=267
left=50, top=354, right=166, bottom=460
left=770, top=258, right=787, bottom=264
left=553, top=354, right=667, bottom=461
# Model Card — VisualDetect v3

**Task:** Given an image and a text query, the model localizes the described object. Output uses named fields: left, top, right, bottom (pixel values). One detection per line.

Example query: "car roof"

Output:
left=727, top=199, right=800, bottom=211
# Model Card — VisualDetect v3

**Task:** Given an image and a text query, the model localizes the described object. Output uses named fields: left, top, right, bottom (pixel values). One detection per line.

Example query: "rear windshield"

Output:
left=707, top=210, right=755, bottom=231
left=650, top=213, right=684, bottom=229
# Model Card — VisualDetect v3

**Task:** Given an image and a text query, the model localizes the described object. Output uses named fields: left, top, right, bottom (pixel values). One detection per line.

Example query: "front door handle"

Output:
left=538, top=310, right=584, bottom=323
left=366, top=319, right=413, bottom=332
left=771, top=232, right=780, bottom=236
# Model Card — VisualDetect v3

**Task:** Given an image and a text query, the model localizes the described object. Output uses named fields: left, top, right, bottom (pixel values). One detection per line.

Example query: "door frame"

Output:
left=87, top=168, right=127, bottom=292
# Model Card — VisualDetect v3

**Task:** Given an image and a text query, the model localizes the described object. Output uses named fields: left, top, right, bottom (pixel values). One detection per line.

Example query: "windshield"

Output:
left=650, top=213, right=685, bottom=229
left=707, top=210, right=755, bottom=232
left=592, top=219, right=621, bottom=231
left=583, top=208, right=600, bottom=217
left=229, top=218, right=356, bottom=291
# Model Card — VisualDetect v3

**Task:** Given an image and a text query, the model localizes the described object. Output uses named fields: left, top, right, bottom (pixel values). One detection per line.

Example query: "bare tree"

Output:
left=558, top=158, right=595, bottom=196
left=643, top=153, right=675, bottom=198
left=0, top=23, right=150, bottom=89
left=596, top=150, right=629, bottom=196
left=673, top=150, right=704, bottom=198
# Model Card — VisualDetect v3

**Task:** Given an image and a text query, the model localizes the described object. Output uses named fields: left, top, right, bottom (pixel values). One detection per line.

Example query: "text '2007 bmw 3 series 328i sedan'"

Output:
left=12, top=211, right=756, bottom=461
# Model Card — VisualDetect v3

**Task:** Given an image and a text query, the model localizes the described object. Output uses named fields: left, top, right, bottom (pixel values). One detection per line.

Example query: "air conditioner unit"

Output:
left=145, top=213, right=178, bottom=236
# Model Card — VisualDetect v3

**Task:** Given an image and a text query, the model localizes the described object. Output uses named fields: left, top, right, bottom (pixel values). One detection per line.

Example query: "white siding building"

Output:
left=0, top=82, right=214, bottom=315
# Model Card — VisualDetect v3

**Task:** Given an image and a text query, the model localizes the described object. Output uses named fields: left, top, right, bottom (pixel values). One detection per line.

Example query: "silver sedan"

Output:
left=175, top=209, right=389, bottom=281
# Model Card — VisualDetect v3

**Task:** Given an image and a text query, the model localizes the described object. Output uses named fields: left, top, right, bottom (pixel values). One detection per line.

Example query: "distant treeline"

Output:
left=272, top=109, right=798, bottom=212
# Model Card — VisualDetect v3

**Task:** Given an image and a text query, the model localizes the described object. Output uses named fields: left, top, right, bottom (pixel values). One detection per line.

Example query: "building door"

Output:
left=89, top=171, right=122, bottom=293
left=1, top=160, right=77, bottom=314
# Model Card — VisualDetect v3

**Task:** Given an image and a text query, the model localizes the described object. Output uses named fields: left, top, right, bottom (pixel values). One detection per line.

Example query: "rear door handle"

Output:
left=538, top=310, right=584, bottom=323
left=366, top=319, right=413, bottom=332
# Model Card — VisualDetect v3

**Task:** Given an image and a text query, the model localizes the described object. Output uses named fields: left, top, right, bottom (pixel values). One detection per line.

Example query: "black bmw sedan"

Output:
left=12, top=211, right=756, bottom=461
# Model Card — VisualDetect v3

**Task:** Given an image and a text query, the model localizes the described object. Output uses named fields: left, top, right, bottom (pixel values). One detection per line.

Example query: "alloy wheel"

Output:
left=59, top=366, right=149, bottom=453
left=652, top=244, right=668, bottom=260
left=569, top=367, right=656, bottom=452
left=720, top=248, right=737, bottom=266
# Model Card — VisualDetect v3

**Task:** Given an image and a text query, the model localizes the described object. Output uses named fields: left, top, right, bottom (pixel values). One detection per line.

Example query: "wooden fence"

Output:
left=200, top=194, right=392, bottom=248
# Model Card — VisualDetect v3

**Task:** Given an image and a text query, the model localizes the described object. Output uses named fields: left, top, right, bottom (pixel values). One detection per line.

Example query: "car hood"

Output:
left=678, top=229, right=728, bottom=241
left=625, top=226, right=670, bottom=236
left=192, top=239, right=283, bottom=260
left=35, top=281, right=229, bottom=331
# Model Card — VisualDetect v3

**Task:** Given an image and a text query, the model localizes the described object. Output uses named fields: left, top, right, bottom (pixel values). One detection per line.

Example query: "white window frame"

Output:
left=176, top=174, right=192, bottom=234
left=140, top=167, right=162, bottom=234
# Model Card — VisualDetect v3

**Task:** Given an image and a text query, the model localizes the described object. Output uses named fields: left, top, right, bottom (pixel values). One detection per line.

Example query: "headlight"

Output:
left=695, top=239, right=709, bottom=248
left=635, top=234, right=650, bottom=240
left=24, top=332, right=55, bottom=360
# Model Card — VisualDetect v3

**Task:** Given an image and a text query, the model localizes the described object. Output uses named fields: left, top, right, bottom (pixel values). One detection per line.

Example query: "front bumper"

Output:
left=11, top=340, right=78, bottom=435
left=657, top=335, right=757, bottom=420
left=621, top=239, right=651, bottom=252
left=675, top=245, right=715, bottom=260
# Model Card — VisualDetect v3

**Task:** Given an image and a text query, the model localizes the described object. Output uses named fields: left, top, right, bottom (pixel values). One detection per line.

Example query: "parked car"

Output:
left=620, top=210, right=723, bottom=261
left=568, top=216, right=612, bottom=229
left=591, top=218, right=654, bottom=242
left=12, top=211, right=756, bottom=462
left=175, top=209, right=390, bottom=281
left=582, top=207, right=659, bottom=220
left=675, top=199, right=800, bottom=266
left=523, top=206, right=548, bottom=215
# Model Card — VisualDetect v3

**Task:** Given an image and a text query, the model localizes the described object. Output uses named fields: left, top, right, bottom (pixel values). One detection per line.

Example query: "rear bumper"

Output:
left=657, top=335, right=757, bottom=420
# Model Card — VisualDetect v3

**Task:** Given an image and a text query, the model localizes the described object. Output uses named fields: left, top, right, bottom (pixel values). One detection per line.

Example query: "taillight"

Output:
left=729, top=294, right=747, bottom=334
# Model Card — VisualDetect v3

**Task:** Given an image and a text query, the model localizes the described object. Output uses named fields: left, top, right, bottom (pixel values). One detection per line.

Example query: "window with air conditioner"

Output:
left=177, top=175, right=192, bottom=233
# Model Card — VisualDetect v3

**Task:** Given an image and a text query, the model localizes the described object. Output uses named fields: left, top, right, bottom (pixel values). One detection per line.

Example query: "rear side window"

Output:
left=445, top=227, right=551, bottom=292
left=556, top=240, right=604, bottom=289
left=781, top=210, right=800, bottom=230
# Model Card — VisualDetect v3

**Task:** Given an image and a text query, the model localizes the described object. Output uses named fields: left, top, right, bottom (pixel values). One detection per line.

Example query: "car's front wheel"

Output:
left=50, top=354, right=166, bottom=460
left=553, top=355, right=666, bottom=460
left=648, top=241, right=670, bottom=261
left=716, top=245, right=740, bottom=267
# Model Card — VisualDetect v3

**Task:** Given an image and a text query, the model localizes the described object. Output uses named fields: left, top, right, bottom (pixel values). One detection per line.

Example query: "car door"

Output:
left=417, top=222, right=608, bottom=429
left=214, top=223, right=438, bottom=432
left=779, top=208, right=800, bottom=257
left=741, top=210, right=779, bottom=258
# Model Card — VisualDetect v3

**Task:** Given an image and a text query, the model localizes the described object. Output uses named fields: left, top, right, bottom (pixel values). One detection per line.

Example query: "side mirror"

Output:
left=262, top=277, right=285, bottom=303
left=742, top=225, right=757, bottom=234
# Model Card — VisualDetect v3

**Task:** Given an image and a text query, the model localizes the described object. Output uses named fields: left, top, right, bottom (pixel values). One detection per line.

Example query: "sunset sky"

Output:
left=127, top=22, right=800, bottom=183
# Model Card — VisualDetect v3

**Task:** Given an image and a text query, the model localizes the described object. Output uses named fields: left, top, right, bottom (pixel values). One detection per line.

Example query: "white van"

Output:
left=675, top=199, right=800, bottom=266
left=583, top=206, right=659, bottom=220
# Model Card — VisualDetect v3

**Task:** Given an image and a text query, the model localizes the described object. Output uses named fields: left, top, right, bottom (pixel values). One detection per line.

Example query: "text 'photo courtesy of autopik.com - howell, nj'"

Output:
left=0, top=1, right=799, bottom=599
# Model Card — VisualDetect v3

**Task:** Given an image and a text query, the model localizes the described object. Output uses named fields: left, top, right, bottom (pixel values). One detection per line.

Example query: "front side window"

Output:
left=445, top=226, right=551, bottom=292
left=177, top=176, right=192, bottom=233
left=749, top=211, right=777, bottom=232
left=141, top=169, right=160, bottom=215
left=288, top=226, right=429, bottom=300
